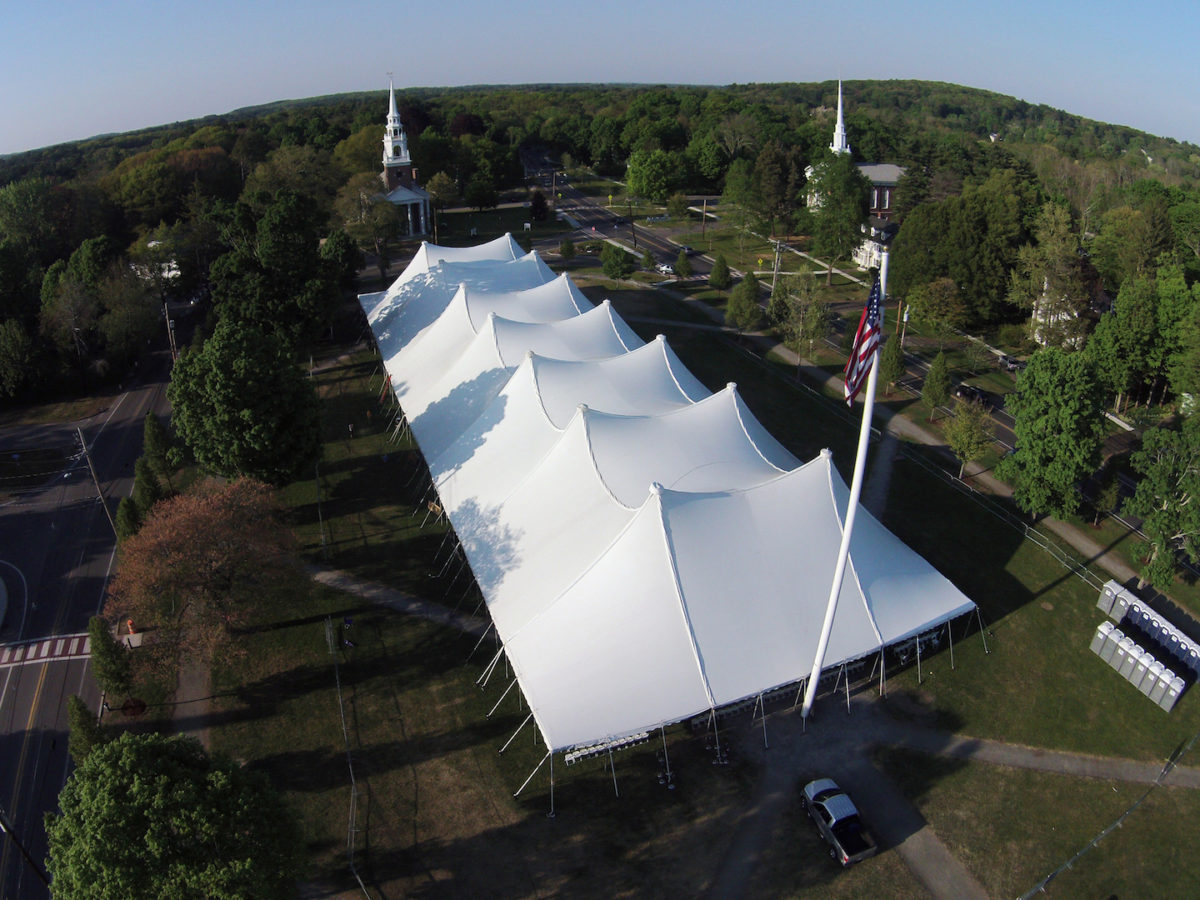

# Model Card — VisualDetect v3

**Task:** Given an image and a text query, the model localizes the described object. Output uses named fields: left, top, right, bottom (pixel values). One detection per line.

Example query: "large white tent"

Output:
left=360, top=235, right=975, bottom=754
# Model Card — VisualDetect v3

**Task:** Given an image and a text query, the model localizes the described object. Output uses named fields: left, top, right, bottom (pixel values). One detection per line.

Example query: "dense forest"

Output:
left=3, top=79, right=1200, bottom=408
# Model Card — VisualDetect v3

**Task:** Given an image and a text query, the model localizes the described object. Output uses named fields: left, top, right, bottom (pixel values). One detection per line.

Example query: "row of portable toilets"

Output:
left=1091, top=580, right=1199, bottom=712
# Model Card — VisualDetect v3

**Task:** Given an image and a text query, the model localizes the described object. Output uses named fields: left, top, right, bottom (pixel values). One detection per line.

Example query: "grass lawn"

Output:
left=876, top=747, right=1200, bottom=899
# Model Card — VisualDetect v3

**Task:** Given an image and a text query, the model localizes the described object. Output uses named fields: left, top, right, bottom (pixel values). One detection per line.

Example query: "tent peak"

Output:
left=820, top=447, right=833, bottom=460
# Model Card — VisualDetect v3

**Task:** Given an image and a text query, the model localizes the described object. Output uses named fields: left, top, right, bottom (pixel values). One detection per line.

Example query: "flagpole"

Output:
left=801, top=250, right=889, bottom=720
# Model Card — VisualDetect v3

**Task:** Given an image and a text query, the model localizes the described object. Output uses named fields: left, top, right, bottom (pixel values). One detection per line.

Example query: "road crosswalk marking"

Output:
left=0, top=632, right=90, bottom=668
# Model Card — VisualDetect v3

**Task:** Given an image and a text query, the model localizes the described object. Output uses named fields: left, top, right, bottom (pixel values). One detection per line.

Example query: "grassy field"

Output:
left=193, top=272, right=1200, bottom=896
left=876, top=747, right=1200, bottom=899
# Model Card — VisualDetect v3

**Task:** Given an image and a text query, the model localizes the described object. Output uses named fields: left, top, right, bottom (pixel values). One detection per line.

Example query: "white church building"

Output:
left=805, top=82, right=906, bottom=270
left=380, top=80, right=431, bottom=237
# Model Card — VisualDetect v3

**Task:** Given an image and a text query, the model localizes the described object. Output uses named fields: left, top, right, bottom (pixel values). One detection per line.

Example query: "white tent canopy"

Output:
left=360, top=236, right=975, bottom=753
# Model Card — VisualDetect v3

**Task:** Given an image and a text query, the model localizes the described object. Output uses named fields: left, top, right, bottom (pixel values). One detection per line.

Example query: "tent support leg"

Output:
left=468, top=623, right=495, bottom=663
left=948, top=621, right=956, bottom=670
left=471, top=593, right=487, bottom=618
left=549, top=754, right=556, bottom=818
left=916, top=640, right=923, bottom=685
left=760, top=694, right=769, bottom=749
left=514, top=751, right=550, bottom=798
left=487, top=679, right=517, bottom=718
left=659, top=727, right=673, bottom=784
left=843, top=664, right=851, bottom=715
left=607, top=748, right=619, bottom=798
left=500, top=713, right=533, bottom=754
left=879, top=651, right=887, bottom=697
left=975, top=607, right=990, bottom=654
left=477, top=647, right=503, bottom=687
left=792, top=677, right=806, bottom=710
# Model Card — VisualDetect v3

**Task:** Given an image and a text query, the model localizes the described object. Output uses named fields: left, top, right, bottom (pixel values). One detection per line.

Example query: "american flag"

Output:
left=843, top=277, right=882, bottom=406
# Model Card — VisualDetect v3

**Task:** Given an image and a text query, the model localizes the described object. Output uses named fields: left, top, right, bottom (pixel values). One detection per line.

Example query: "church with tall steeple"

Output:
left=829, top=80, right=851, bottom=156
left=380, top=78, right=431, bottom=236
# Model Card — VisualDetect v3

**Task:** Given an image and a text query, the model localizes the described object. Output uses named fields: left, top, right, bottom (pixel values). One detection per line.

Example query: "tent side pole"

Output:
left=916, top=640, right=923, bottom=684
left=467, top=622, right=495, bottom=662
left=660, top=727, right=673, bottom=782
left=948, top=621, right=956, bottom=669
left=476, top=647, right=503, bottom=686
left=514, top=751, right=550, bottom=798
left=759, top=694, right=769, bottom=749
left=549, top=753, right=556, bottom=818
left=607, top=748, right=619, bottom=798
left=976, top=607, right=990, bottom=654
left=499, top=713, right=534, bottom=754
left=843, top=664, right=850, bottom=714
left=878, top=650, right=886, bottom=696
left=487, top=678, right=517, bottom=718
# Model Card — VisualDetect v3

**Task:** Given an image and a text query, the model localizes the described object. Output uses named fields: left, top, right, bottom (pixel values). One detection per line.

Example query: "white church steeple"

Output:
left=830, top=80, right=851, bottom=156
left=382, top=77, right=411, bottom=169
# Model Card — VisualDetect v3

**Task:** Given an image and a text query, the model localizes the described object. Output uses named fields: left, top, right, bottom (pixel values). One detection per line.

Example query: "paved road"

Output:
left=0, top=346, right=174, bottom=898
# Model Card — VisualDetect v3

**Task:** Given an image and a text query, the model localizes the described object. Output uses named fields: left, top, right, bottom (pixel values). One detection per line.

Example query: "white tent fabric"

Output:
left=360, top=240, right=975, bottom=754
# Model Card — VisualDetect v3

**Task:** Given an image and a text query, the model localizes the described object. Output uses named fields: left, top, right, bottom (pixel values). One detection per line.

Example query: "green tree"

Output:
left=66, top=695, right=107, bottom=765
left=132, top=456, right=164, bottom=520
left=559, top=237, right=576, bottom=261
left=97, top=264, right=159, bottom=367
left=776, top=270, right=829, bottom=365
left=879, top=333, right=906, bottom=393
left=168, top=319, right=321, bottom=485
left=464, top=174, right=498, bottom=211
left=720, top=158, right=758, bottom=256
left=675, top=249, right=693, bottom=278
left=996, top=348, right=1106, bottom=519
left=1125, top=417, right=1200, bottom=590
left=600, top=242, right=635, bottom=281
left=709, top=254, right=732, bottom=291
left=45, top=732, right=301, bottom=900
left=667, top=192, right=690, bottom=219
left=944, top=399, right=995, bottom=478
left=642, top=249, right=655, bottom=271
left=905, top=277, right=966, bottom=349
left=921, top=351, right=951, bottom=420
left=0, top=318, right=35, bottom=399
left=1008, top=203, right=1090, bottom=350
left=87, top=616, right=131, bottom=698
left=808, top=153, right=870, bottom=284
left=626, top=148, right=675, bottom=201
left=725, top=273, right=762, bottom=333
left=114, top=496, right=141, bottom=541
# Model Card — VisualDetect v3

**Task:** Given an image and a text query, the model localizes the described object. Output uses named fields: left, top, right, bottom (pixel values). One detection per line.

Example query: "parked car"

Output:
left=656, top=262, right=675, bottom=275
left=1000, top=354, right=1023, bottom=372
left=802, top=778, right=877, bottom=867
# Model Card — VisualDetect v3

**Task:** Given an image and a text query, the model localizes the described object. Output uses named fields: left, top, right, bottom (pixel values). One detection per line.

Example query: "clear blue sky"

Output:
left=2, top=0, right=1198, bottom=156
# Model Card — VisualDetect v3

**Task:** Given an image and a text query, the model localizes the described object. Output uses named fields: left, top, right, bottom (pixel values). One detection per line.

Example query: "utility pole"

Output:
left=0, top=804, right=50, bottom=888
left=163, top=301, right=178, bottom=363
left=77, top=427, right=118, bottom=539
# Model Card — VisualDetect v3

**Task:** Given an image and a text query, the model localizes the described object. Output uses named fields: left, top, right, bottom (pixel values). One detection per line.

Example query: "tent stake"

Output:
left=487, top=678, right=517, bottom=718
left=500, top=713, right=533, bottom=754
left=514, top=751, right=550, bottom=798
